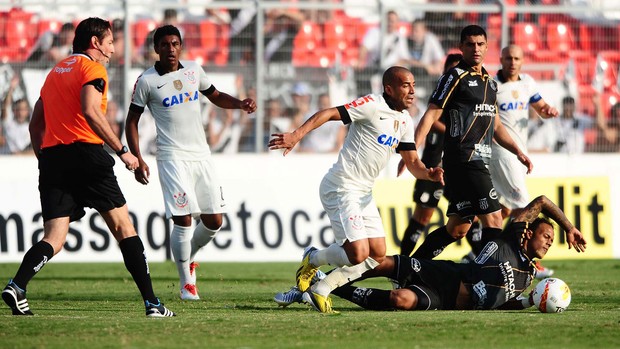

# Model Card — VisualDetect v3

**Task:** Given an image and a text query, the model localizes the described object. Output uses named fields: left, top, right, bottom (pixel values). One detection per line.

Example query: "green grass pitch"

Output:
left=0, top=259, right=619, bottom=349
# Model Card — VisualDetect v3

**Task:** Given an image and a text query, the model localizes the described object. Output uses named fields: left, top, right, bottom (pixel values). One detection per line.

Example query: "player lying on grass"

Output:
left=275, top=195, right=586, bottom=310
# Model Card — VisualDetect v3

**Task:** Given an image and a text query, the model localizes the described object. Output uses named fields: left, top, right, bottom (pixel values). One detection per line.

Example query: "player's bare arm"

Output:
left=28, top=98, right=45, bottom=159
left=414, top=104, right=442, bottom=146
left=268, top=107, right=340, bottom=156
left=205, top=89, right=257, bottom=113
left=531, top=99, right=558, bottom=119
left=514, top=195, right=587, bottom=252
left=492, top=113, right=533, bottom=173
left=400, top=150, right=445, bottom=185
left=81, top=84, right=138, bottom=172
left=125, top=109, right=150, bottom=185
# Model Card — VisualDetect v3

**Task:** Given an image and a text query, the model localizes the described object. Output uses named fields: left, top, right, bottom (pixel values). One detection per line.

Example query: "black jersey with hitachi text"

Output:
left=428, top=60, right=498, bottom=165
left=458, top=221, right=535, bottom=309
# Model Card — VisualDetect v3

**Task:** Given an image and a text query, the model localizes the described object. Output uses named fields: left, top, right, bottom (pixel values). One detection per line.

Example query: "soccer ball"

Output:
left=531, top=278, right=571, bottom=313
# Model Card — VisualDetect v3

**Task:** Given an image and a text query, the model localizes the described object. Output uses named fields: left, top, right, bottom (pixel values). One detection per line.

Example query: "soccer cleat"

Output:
left=302, top=291, right=337, bottom=314
left=274, top=270, right=327, bottom=307
left=2, top=280, right=33, bottom=316
left=145, top=298, right=176, bottom=317
left=274, top=286, right=303, bottom=307
left=189, top=261, right=199, bottom=285
left=296, top=246, right=319, bottom=292
left=534, top=261, right=554, bottom=279
left=180, top=283, right=200, bottom=300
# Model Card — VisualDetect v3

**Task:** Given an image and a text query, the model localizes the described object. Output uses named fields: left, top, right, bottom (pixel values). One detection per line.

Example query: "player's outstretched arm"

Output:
left=400, top=150, right=444, bottom=185
left=268, top=107, right=340, bottom=156
left=514, top=195, right=587, bottom=252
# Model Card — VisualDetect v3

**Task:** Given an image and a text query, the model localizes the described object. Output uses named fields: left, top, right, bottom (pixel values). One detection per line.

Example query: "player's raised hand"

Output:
left=269, top=132, right=299, bottom=156
left=541, top=105, right=559, bottom=118
left=240, top=98, right=257, bottom=113
left=428, top=167, right=444, bottom=185
left=566, top=226, right=587, bottom=253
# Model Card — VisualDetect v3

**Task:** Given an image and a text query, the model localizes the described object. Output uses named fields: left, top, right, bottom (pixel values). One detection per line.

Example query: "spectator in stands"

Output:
left=1, top=75, right=31, bottom=154
left=228, top=0, right=257, bottom=64
left=110, top=18, right=142, bottom=66
left=0, top=123, right=8, bottom=154
left=356, top=10, right=409, bottom=94
left=528, top=110, right=558, bottom=153
left=263, top=9, right=306, bottom=63
left=300, top=93, right=347, bottom=153
left=407, top=19, right=445, bottom=100
left=289, top=82, right=313, bottom=127
left=554, top=96, right=604, bottom=154
left=27, top=22, right=75, bottom=65
left=587, top=93, right=620, bottom=152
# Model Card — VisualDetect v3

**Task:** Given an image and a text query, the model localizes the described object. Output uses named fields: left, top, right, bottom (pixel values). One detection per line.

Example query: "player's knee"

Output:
left=346, top=251, right=369, bottom=265
left=390, top=289, right=417, bottom=310
left=201, top=214, right=223, bottom=231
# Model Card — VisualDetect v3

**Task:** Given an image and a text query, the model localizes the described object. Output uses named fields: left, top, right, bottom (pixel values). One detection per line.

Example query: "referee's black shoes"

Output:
left=2, top=279, right=34, bottom=315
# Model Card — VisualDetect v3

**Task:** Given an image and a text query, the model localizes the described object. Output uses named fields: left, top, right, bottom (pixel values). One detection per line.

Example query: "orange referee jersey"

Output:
left=40, top=54, right=108, bottom=148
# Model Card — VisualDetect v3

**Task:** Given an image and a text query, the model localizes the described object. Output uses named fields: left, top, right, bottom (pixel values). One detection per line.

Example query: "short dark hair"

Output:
left=460, top=25, right=487, bottom=43
left=73, top=17, right=111, bottom=53
left=530, top=217, right=554, bottom=234
left=562, top=96, right=575, bottom=105
left=382, top=66, right=411, bottom=87
left=153, top=24, right=183, bottom=47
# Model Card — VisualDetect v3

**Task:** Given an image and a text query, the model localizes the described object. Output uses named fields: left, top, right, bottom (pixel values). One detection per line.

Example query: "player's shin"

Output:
left=190, top=223, right=219, bottom=261
left=313, top=257, right=380, bottom=296
left=171, top=225, right=193, bottom=285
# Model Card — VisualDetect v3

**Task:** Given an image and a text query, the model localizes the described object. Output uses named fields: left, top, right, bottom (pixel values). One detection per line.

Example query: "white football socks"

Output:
left=189, top=222, right=219, bottom=262
left=171, top=224, right=193, bottom=286
left=313, top=256, right=380, bottom=297
left=311, top=243, right=352, bottom=267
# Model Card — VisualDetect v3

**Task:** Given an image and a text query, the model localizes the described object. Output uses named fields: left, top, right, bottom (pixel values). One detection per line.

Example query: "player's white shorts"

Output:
left=319, top=176, right=385, bottom=246
left=488, top=157, right=529, bottom=210
left=157, top=158, right=226, bottom=219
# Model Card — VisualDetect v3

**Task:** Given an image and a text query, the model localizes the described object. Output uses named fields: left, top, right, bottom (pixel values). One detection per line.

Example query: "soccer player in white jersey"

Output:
left=268, top=66, right=444, bottom=313
left=125, top=25, right=256, bottom=300
left=490, top=44, right=558, bottom=278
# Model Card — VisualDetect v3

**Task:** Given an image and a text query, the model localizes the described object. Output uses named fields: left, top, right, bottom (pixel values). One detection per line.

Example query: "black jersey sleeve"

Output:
left=428, top=69, right=463, bottom=109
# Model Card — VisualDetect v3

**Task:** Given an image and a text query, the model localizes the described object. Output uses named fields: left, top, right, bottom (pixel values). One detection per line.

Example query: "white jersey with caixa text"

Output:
left=327, top=93, right=417, bottom=192
left=493, top=72, right=543, bottom=160
left=130, top=60, right=212, bottom=161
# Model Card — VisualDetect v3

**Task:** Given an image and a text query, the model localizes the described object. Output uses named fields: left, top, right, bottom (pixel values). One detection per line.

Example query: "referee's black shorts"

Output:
left=38, top=143, right=127, bottom=222
left=393, top=255, right=462, bottom=310
left=443, top=160, right=500, bottom=220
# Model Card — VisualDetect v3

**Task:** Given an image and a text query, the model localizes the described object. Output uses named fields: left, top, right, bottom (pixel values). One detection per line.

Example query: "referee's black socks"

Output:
left=12, top=240, right=54, bottom=290
left=119, top=236, right=157, bottom=304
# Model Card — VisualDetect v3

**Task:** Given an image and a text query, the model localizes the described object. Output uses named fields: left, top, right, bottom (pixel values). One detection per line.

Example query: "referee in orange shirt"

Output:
left=1, top=17, right=175, bottom=317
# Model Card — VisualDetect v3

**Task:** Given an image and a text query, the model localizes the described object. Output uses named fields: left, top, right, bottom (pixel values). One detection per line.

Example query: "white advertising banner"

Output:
left=0, top=153, right=618, bottom=262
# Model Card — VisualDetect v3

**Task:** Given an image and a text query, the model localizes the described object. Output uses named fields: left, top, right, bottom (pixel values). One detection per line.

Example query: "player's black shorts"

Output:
left=393, top=255, right=462, bottom=310
left=413, top=130, right=445, bottom=208
left=443, top=160, right=500, bottom=220
left=413, top=180, right=444, bottom=208
left=38, top=143, right=126, bottom=222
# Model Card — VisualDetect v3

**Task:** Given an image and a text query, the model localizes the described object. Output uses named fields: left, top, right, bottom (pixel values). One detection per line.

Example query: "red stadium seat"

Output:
left=512, top=22, right=543, bottom=53
left=545, top=22, right=575, bottom=56
left=567, top=50, right=596, bottom=86
left=292, top=21, right=322, bottom=66
left=598, top=51, right=620, bottom=92
left=323, top=20, right=355, bottom=51
left=212, top=23, right=229, bottom=66
left=199, top=20, right=217, bottom=52
left=5, top=16, right=32, bottom=58
left=37, top=18, right=63, bottom=36
left=133, top=19, right=158, bottom=49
